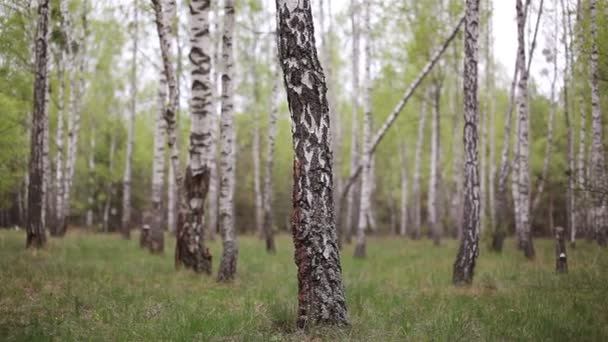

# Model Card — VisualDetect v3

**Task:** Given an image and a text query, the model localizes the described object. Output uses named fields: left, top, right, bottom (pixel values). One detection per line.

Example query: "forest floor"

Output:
left=0, top=229, right=607, bottom=341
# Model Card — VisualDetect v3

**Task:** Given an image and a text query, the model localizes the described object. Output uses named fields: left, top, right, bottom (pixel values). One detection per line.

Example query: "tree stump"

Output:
left=554, top=226, right=568, bottom=273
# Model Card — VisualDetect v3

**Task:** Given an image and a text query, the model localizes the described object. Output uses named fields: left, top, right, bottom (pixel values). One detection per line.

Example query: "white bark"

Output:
left=217, top=0, right=238, bottom=281
left=262, top=64, right=280, bottom=253
left=152, top=70, right=167, bottom=213
left=588, top=0, right=607, bottom=246
left=121, top=0, right=138, bottom=237
left=354, top=0, right=372, bottom=258
left=515, top=0, right=534, bottom=258
left=344, top=0, right=360, bottom=244
left=54, top=51, right=65, bottom=234
left=428, top=83, right=441, bottom=245
left=103, top=132, right=116, bottom=233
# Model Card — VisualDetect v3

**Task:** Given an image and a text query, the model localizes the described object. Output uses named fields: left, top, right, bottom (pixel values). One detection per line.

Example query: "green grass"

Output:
left=0, top=230, right=607, bottom=341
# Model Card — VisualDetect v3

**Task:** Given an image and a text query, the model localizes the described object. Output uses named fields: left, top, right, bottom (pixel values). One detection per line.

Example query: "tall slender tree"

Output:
left=344, top=0, right=360, bottom=244
left=428, top=82, right=442, bottom=246
left=588, top=0, right=607, bottom=246
left=354, top=0, right=372, bottom=258
left=121, top=0, right=139, bottom=239
left=453, top=0, right=480, bottom=285
left=217, top=0, right=238, bottom=281
left=26, top=0, right=51, bottom=249
left=262, top=65, right=279, bottom=254
left=275, top=0, right=348, bottom=327
left=515, top=0, right=535, bottom=259
left=153, top=0, right=212, bottom=273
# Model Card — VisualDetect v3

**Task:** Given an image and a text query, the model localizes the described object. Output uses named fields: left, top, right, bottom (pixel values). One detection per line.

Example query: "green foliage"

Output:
left=1, top=231, right=607, bottom=340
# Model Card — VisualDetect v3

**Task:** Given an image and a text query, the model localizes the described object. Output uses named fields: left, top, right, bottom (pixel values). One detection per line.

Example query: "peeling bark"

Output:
left=275, top=0, right=348, bottom=328
left=453, top=0, right=480, bottom=285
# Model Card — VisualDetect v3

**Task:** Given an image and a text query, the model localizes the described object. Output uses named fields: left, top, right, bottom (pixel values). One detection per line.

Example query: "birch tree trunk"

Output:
left=54, top=52, right=66, bottom=235
left=103, top=133, right=116, bottom=233
left=275, top=0, right=348, bottom=328
left=217, top=0, right=238, bottom=282
left=354, top=0, right=372, bottom=258
left=412, top=91, right=429, bottom=240
left=399, top=142, right=409, bottom=237
left=121, top=0, right=138, bottom=239
left=167, top=0, right=181, bottom=236
left=428, top=83, right=442, bottom=246
left=344, top=0, right=360, bottom=245
left=485, top=2, right=496, bottom=232
left=53, top=0, right=74, bottom=236
left=86, top=128, right=95, bottom=227
left=561, top=0, right=576, bottom=246
left=588, top=0, right=607, bottom=247
left=206, top=0, right=221, bottom=242
left=515, top=0, right=535, bottom=259
left=26, top=0, right=51, bottom=249
left=153, top=0, right=212, bottom=273
left=453, top=0, right=480, bottom=285
left=252, top=75, right=263, bottom=238
left=149, top=69, right=167, bottom=253
left=262, top=68, right=279, bottom=254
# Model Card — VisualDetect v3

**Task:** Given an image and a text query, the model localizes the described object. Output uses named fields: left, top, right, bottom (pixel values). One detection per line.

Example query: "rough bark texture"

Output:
left=217, top=0, right=238, bottom=282
left=428, top=83, right=442, bottom=246
left=122, top=0, right=138, bottom=239
left=453, top=0, right=480, bottom=285
left=275, top=0, right=348, bottom=328
left=149, top=68, right=168, bottom=253
left=26, top=0, right=51, bottom=249
left=354, top=0, right=372, bottom=258
left=515, top=0, right=535, bottom=259
left=263, top=68, right=279, bottom=254
left=153, top=0, right=212, bottom=273
left=554, top=226, right=568, bottom=273
left=344, top=0, right=360, bottom=245
left=588, top=0, right=607, bottom=247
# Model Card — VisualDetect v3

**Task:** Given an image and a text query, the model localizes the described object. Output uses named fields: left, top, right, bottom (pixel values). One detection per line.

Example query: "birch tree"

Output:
left=121, top=0, right=139, bottom=239
left=587, top=0, right=607, bottom=247
left=344, top=0, right=360, bottom=244
left=54, top=51, right=66, bottom=235
left=428, top=82, right=442, bottom=246
left=453, top=0, right=480, bottom=285
left=275, top=0, right=348, bottom=327
left=399, top=142, right=409, bottom=236
left=152, top=0, right=212, bottom=273
left=86, top=128, right=95, bottom=227
left=412, top=92, right=428, bottom=240
left=149, top=69, right=167, bottom=253
left=26, top=0, right=51, bottom=249
left=515, top=0, right=535, bottom=259
left=217, top=0, right=238, bottom=281
left=354, top=0, right=372, bottom=258
left=262, top=67, right=279, bottom=254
